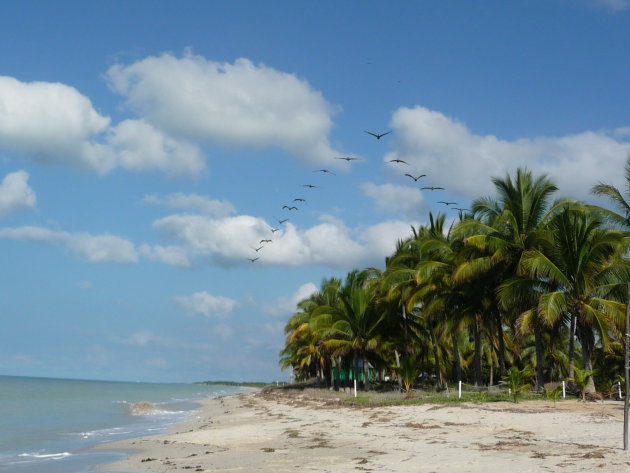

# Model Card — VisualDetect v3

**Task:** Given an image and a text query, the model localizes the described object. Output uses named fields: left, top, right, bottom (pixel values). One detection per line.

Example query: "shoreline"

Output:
left=96, top=388, right=630, bottom=472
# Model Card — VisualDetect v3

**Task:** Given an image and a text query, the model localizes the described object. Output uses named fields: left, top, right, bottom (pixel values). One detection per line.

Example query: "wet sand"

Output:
left=97, top=388, right=630, bottom=472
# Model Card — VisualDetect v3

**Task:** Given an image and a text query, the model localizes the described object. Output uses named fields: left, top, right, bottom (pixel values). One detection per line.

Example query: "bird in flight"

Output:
left=365, top=130, right=392, bottom=140
left=405, top=173, right=426, bottom=181
left=260, top=239, right=272, bottom=244
left=247, top=257, right=259, bottom=262
left=453, top=208, right=470, bottom=212
left=270, top=227, right=281, bottom=233
left=389, top=159, right=408, bottom=164
left=421, top=186, right=445, bottom=191
left=438, top=201, right=457, bottom=206
left=293, top=198, right=306, bottom=203
left=313, top=169, right=336, bottom=175
left=302, top=184, right=319, bottom=188
left=282, top=205, right=298, bottom=210
left=275, top=217, right=289, bottom=224
left=336, top=156, right=360, bottom=161
left=252, top=245, right=264, bottom=252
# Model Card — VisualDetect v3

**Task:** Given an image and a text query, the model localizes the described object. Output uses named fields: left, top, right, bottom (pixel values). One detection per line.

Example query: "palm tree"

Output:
left=455, top=168, right=566, bottom=390
left=313, top=269, right=388, bottom=391
left=516, top=204, right=630, bottom=393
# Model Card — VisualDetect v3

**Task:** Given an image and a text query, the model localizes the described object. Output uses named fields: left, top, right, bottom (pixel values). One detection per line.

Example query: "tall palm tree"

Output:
left=313, top=269, right=388, bottom=391
left=454, top=168, right=566, bottom=389
left=515, top=204, right=630, bottom=392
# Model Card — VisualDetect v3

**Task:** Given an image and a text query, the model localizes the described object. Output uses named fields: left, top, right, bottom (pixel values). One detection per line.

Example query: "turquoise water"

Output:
left=0, top=375, right=248, bottom=473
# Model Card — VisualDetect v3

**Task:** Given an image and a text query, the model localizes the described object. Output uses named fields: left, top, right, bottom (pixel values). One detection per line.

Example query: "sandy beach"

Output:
left=97, top=388, right=630, bottom=473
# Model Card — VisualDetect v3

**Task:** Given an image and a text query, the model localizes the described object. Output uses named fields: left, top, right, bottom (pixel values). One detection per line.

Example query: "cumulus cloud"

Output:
left=0, top=225, right=138, bottom=263
left=0, top=76, right=204, bottom=175
left=106, top=52, right=341, bottom=165
left=138, top=244, right=192, bottom=268
left=362, top=182, right=424, bottom=218
left=263, top=282, right=318, bottom=318
left=143, top=192, right=235, bottom=218
left=386, top=106, right=630, bottom=201
left=153, top=213, right=414, bottom=269
left=174, top=291, right=240, bottom=318
left=0, top=170, right=36, bottom=216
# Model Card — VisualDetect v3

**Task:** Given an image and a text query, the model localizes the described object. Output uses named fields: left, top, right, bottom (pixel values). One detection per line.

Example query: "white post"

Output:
left=458, top=380, right=462, bottom=399
left=509, top=388, right=511, bottom=397
left=620, top=381, right=623, bottom=400
left=562, top=380, right=566, bottom=398
left=354, top=378, right=357, bottom=398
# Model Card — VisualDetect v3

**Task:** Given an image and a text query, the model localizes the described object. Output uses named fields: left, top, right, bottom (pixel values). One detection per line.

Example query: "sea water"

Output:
left=0, top=375, right=249, bottom=473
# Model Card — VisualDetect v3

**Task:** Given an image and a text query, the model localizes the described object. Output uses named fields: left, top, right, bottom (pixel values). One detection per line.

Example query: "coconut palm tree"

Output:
left=313, top=269, right=388, bottom=391
left=515, top=204, right=630, bottom=393
left=454, top=168, right=567, bottom=389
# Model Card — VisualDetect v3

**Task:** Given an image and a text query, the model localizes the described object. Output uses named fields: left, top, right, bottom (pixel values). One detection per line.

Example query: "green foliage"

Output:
left=502, top=366, right=532, bottom=403
left=542, top=385, right=563, bottom=405
left=396, top=356, right=420, bottom=395
left=570, top=367, right=594, bottom=401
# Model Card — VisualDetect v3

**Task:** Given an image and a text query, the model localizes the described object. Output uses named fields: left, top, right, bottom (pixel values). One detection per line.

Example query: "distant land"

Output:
left=196, top=381, right=287, bottom=388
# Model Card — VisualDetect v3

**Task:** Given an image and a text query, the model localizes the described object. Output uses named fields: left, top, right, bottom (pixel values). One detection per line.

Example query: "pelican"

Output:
left=437, top=201, right=457, bottom=206
left=389, top=159, right=408, bottom=164
left=302, top=184, right=319, bottom=188
left=260, top=239, right=272, bottom=244
left=282, top=205, right=298, bottom=211
left=336, top=156, right=360, bottom=161
left=247, top=257, right=259, bottom=262
left=293, top=198, right=306, bottom=203
left=421, top=186, right=445, bottom=191
left=313, top=169, right=336, bottom=175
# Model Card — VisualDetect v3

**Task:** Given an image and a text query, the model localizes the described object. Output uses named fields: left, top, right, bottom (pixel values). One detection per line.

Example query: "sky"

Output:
left=1, top=0, right=630, bottom=383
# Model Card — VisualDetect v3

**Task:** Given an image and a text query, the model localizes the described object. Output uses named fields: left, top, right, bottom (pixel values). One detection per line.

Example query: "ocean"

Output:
left=0, top=375, right=249, bottom=473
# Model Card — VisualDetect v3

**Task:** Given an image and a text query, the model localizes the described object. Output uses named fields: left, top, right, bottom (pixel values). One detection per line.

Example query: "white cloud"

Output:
left=263, top=282, right=318, bottom=318
left=67, top=233, right=138, bottom=263
left=0, top=226, right=138, bottom=263
left=138, top=244, right=192, bottom=268
left=0, top=76, right=204, bottom=175
left=143, top=192, right=235, bottom=217
left=174, top=291, right=240, bottom=318
left=593, top=0, right=629, bottom=11
left=153, top=213, right=414, bottom=269
left=107, top=119, right=205, bottom=175
left=0, top=170, right=36, bottom=216
left=106, top=52, right=341, bottom=165
left=386, top=105, right=630, bottom=201
left=362, top=182, right=424, bottom=218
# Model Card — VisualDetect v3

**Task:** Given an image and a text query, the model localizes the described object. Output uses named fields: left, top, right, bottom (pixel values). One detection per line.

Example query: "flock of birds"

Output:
left=246, top=130, right=468, bottom=262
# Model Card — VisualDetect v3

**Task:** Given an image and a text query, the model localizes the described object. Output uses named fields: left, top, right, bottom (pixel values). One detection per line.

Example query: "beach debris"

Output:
left=128, top=401, right=156, bottom=415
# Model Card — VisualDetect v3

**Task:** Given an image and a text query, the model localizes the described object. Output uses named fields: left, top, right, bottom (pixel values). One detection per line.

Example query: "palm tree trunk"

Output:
left=578, top=324, right=596, bottom=393
left=534, top=323, right=545, bottom=392
left=394, top=349, right=403, bottom=390
left=495, top=311, right=507, bottom=377
left=429, top=321, right=442, bottom=389
left=473, top=317, right=483, bottom=386
left=363, top=351, right=371, bottom=391
left=402, top=303, right=409, bottom=355
left=568, top=311, right=576, bottom=380
left=451, top=333, right=462, bottom=383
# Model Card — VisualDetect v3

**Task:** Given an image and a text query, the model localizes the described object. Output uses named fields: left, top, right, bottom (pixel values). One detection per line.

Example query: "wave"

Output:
left=17, top=451, right=72, bottom=460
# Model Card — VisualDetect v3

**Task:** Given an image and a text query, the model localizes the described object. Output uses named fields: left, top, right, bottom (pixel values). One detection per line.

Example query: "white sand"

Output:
left=97, top=389, right=630, bottom=472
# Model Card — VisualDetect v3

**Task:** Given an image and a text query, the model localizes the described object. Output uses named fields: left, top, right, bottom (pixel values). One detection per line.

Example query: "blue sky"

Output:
left=1, top=0, right=629, bottom=383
